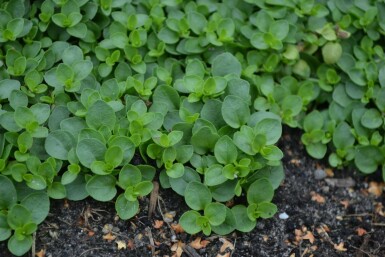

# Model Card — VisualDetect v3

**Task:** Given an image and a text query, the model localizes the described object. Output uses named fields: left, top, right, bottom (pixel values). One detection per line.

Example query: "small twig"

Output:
left=342, top=213, right=373, bottom=217
left=31, top=232, right=36, bottom=257
left=79, top=247, right=103, bottom=257
left=148, top=181, right=159, bottom=219
left=145, top=227, right=156, bottom=256
left=371, top=223, right=385, bottom=226
left=182, top=245, right=202, bottom=257
left=57, top=217, right=72, bottom=226
left=230, top=238, right=236, bottom=257
left=157, top=197, right=177, bottom=241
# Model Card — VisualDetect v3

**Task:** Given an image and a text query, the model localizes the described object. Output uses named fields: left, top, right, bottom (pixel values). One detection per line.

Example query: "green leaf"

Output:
left=204, top=203, right=226, bottom=226
left=134, top=181, right=153, bottom=196
left=105, top=146, right=123, bottom=167
left=222, top=95, right=250, bottom=129
left=214, top=136, right=237, bottom=164
left=14, top=107, right=37, bottom=129
left=45, top=130, right=75, bottom=160
left=119, top=164, right=142, bottom=189
left=115, top=194, right=139, bottom=220
left=231, top=205, right=256, bottom=232
left=86, top=100, right=116, bottom=130
left=211, top=53, right=242, bottom=77
left=76, top=139, right=107, bottom=168
left=0, top=175, right=17, bottom=210
left=247, top=179, right=274, bottom=205
left=0, top=79, right=21, bottom=100
left=191, top=126, right=220, bottom=154
left=166, top=163, right=185, bottom=178
left=86, top=175, right=117, bottom=202
left=169, top=167, right=201, bottom=196
left=7, top=234, right=32, bottom=256
left=333, top=122, right=355, bottom=149
left=7, top=204, right=31, bottom=229
left=306, top=142, right=327, bottom=159
left=20, top=192, right=49, bottom=224
left=361, top=109, right=383, bottom=129
left=211, top=207, right=236, bottom=235
left=180, top=210, right=201, bottom=234
left=204, top=164, right=227, bottom=186
left=355, top=146, right=383, bottom=174
left=184, top=181, right=212, bottom=210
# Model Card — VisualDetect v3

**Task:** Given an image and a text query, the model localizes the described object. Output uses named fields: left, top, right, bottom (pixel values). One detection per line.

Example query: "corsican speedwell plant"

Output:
left=0, top=0, right=384, bottom=255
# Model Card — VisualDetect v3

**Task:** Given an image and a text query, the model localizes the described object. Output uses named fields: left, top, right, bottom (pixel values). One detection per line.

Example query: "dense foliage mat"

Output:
left=0, top=0, right=384, bottom=255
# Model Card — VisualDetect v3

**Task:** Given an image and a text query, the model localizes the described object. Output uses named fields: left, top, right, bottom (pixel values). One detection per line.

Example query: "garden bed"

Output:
left=1, top=128, right=384, bottom=257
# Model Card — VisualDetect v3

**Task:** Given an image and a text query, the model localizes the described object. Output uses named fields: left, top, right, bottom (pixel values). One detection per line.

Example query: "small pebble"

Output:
left=279, top=212, right=289, bottom=220
left=314, top=169, right=327, bottom=180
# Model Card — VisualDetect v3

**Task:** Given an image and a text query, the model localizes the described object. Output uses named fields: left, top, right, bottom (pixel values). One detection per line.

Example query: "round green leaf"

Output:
left=212, top=53, right=242, bottom=77
left=169, top=167, right=201, bottom=196
left=20, top=192, right=49, bottom=224
left=8, top=234, right=32, bottom=256
left=0, top=175, right=17, bottom=210
left=214, top=136, right=237, bottom=164
left=204, top=202, right=226, bottom=226
left=86, top=100, right=116, bottom=130
left=231, top=205, right=256, bottom=232
left=76, top=139, right=107, bottom=168
left=355, top=146, right=383, bottom=174
left=45, top=130, right=75, bottom=160
left=222, top=95, right=250, bottom=129
left=247, top=178, right=274, bottom=205
left=86, top=175, right=117, bottom=202
left=211, top=207, right=236, bottom=235
left=185, top=181, right=212, bottom=210
left=361, top=109, right=383, bottom=129
left=179, top=210, right=201, bottom=234
left=115, top=194, right=139, bottom=220
left=119, top=164, right=142, bottom=189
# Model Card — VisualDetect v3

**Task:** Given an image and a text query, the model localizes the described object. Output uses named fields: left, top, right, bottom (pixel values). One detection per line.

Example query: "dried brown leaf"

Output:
left=153, top=220, right=164, bottom=229
left=190, top=237, right=210, bottom=249
left=102, top=233, right=116, bottom=242
left=35, top=249, right=45, bottom=257
left=356, top=228, right=367, bottom=236
left=334, top=242, right=347, bottom=252
left=171, top=223, right=184, bottom=233
left=310, top=191, right=325, bottom=204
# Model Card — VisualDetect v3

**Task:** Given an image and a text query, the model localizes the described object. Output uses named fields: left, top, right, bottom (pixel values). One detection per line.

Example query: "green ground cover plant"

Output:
left=0, top=0, right=384, bottom=255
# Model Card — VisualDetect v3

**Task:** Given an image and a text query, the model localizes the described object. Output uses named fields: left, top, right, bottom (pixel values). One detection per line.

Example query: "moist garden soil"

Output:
left=1, top=127, right=385, bottom=257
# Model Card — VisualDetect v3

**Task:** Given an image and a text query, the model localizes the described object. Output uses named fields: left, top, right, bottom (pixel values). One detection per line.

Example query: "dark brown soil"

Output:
left=2, top=128, right=385, bottom=257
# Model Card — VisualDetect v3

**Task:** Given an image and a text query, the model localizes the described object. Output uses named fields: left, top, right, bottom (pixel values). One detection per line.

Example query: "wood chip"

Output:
left=148, top=181, right=159, bottom=219
left=116, top=240, right=127, bottom=250
left=219, top=238, right=234, bottom=252
left=324, top=177, right=355, bottom=187
left=35, top=249, right=45, bottom=257
left=182, top=244, right=202, bottom=257
left=171, top=241, right=185, bottom=257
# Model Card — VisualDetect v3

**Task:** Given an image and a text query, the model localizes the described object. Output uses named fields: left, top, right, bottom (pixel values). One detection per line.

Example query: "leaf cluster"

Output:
left=0, top=0, right=384, bottom=255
